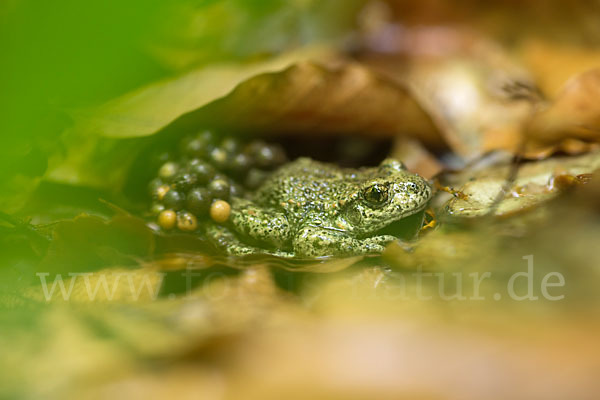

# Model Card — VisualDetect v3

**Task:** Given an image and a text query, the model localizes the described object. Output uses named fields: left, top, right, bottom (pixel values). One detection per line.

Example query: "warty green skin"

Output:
left=206, top=157, right=432, bottom=258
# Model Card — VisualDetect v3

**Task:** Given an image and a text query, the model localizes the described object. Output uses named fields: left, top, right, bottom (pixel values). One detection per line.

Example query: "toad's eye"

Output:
left=363, top=184, right=389, bottom=207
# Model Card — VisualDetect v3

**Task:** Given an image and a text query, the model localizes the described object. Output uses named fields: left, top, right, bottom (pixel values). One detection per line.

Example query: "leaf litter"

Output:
left=4, top=5, right=600, bottom=399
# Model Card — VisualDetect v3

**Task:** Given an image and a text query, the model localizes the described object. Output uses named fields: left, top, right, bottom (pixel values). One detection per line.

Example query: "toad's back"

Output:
left=252, top=158, right=363, bottom=211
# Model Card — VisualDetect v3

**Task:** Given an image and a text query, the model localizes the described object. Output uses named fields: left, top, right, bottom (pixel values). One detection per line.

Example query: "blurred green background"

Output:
left=0, top=0, right=362, bottom=212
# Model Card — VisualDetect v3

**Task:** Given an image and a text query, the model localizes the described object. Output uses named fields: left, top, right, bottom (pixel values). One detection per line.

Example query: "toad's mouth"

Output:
left=372, top=209, right=426, bottom=239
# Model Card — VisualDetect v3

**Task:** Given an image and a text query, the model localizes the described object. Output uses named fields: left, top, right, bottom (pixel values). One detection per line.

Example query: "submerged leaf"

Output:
left=35, top=212, right=214, bottom=277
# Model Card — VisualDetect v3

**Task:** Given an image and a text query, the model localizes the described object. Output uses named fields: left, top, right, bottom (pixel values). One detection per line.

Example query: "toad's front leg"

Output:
left=230, top=198, right=291, bottom=249
left=293, top=226, right=397, bottom=257
left=206, top=224, right=294, bottom=258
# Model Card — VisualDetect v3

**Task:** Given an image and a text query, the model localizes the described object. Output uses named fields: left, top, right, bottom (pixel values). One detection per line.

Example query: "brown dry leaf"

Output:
left=442, top=150, right=600, bottom=218
left=4, top=267, right=307, bottom=398
left=389, top=137, right=444, bottom=179
left=68, top=47, right=439, bottom=142
left=170, top=60, right=440, bottom=144
left=361, top=27, right=540, bottom=161
left=70, top=47, right=336, bottom=139
left=359, top=24, right=600, bottom=160
left=225, top=316, right=600, bottom=400
left=224, top=244, right=600, bottom=400
left=49, top=50, right=441, bottom=189
left=521, top=40, right=600, bottom=98
left=407, top=52, right=538, bottom=161
left=525, top=68, right=600, bottom=154
left=8, top=208, right=600, bottom=399
left=47, top=48, right=336, bottom=188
